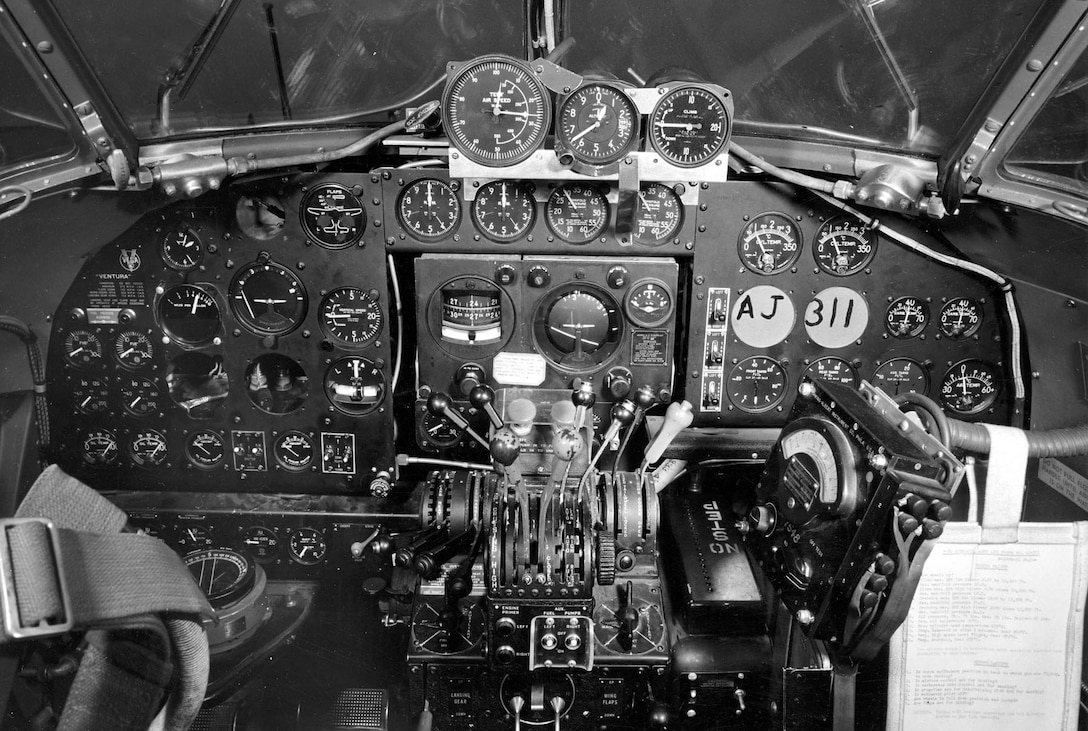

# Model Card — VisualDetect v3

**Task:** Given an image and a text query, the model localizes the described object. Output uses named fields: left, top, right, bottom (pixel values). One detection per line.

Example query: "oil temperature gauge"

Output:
left=624, top=279, right=674, bottom=327
left=471, top=180, right=536, bottom=242
left=940, top=360, right=999, bottom=415
left=274, top=431, right=314, bottom=472
left=545, top=184, right=609, bottom=244
left=813, top=216, right=876, bottom=276
left=186, top=430, right=225, bottom=469
left=727, top=356, right=788, bottom=413
left=939, top=298, right=983, bottom=339
left=64, top=330, right=102, bottom=368
left=885, top=297, right=929, bottom=339
left=634, top=183, right=683, bottom=246
left=119, top=375, right=161, bottom=416
left=738, top=213, right=802, bottom=274
left=130, top=429, right=169, bottom=467
left=289, top=527, right=327, bottom=565
left=82, top=429, right=119, bottom=465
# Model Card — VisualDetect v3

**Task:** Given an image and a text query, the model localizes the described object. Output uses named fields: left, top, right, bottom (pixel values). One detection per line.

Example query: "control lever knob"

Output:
left=469, top=384, right=504, bottom=430
left=747, top=504, right=776, bottom=535
left=572, top=381, right=596, bottom=430
left=552, top=427, right=584, bottom=462
left=643, top=400, right=694, bottom=466
left=489, top=426, right=521, bottom=467
left=633, top=385, right=656, bottom=412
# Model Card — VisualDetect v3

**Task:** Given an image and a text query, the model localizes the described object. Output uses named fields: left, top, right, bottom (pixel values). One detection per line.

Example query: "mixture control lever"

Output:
left=640, top=399, right=693, bottom=472
left=571, top=381, right=596, bottom=431
left=427, top=392, right=490, bottom=450
left=469, top=383, right=504, bottom=430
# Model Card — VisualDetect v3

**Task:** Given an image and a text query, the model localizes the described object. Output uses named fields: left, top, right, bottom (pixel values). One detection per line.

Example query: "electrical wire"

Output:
left=386, top=254, right=404, bottom=395
left=0, top=316, right=49, bottom=458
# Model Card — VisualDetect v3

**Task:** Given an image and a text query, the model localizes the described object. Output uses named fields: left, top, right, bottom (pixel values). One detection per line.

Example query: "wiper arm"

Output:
left=155, top=0, right=243, bottom=134
left=854, top=0, right=920, bottom=144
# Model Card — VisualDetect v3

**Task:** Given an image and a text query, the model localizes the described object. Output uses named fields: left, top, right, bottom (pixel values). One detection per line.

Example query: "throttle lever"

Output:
left=469, top=384, right=504, bottom=430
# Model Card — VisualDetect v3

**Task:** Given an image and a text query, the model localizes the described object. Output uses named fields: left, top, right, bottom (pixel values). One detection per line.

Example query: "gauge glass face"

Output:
left=624, top=279, right=674, bottom=327
left=64, top=330, right=103, bottom=368
left=229, top=261, right=307, bottom=337
left=727, top=356, right=788, bottom=413
left=186, top=430, right=225, bottom=469
left=398, top=178, right=461, bottom=242
left=185, top=549, right=254, bottom=603
left=320, top=287, right=383, bottom=347
left=813, top=216, right=876, bottom=275
left=83, top=430, right=118, bottom=465
left=440, top=285, right=502, bottom=344
left=556, top=82, right=638, bottom=166
left=534, top=285, right=622, bottom=371
left=884, top=297, right=929, bottom=339
left=130, top=429, right=168, bottom=466
left=803, top=357, right=859, bottom=387
left=299, top=184, right=365, bottom=249
left=158, top=285, right=221, bottom=345
left=175, top=524, right=213, bottom=552
left=241, top=527, right=280, bottom=562
left=939, top=298, right=983, bottom=339
left=738, top=213, right=802, bottom=274
left=420, top=412, right=463, bottom=448
left=162, top=227, right=203, bottom=270
left=873, top=358, right=929, bottom=396
left=244, top=354, right=309, bottom=414
left=236, top=195, right=286, bottom=240
left=274, top=431, right=314, bottom=472
left=940, top=360, right=999, bottom=415
left=471, top=180, right=536, bottom=242
left=443, top=56, right=551, bottom=166
left=649, top=85, right=729, bottom=167
left=114, top=331, right=154, bottom=368
left=289, top=527, right=327, bottom=565
left=324, top=356, right=386, bottom=415
left=72, top=376, right=110, bottom=414
left=545, top=184, right=609, bottom=244
left=634, top=183, right=683, bottom=246
left=119, top=375, right=161, bottom=416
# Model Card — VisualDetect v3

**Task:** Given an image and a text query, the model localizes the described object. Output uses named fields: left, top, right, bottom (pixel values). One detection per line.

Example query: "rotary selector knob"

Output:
left=596, top=533, right=617, bottom=585
left=528, top=266, right=551, bottom=288
left=607, top=266, right=629, bottom=288
left=747, top=504, right=777, bottom=536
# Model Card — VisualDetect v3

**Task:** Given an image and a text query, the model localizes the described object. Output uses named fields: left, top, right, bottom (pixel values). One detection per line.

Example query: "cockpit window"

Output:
left=1005, top=42, right=1088, bottom=194
left=49, top=0, right=524, bottom=139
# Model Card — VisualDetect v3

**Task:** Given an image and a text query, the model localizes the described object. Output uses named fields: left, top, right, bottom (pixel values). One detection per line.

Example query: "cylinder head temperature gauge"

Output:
left=939, top=298, right=983, bottom=339
left=813, top=216, right=876, bottom=276
left=738, top=212, right=802, bottom=275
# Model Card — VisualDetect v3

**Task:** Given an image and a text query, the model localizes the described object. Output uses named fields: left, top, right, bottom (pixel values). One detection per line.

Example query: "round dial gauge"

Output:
left=158, top=285, right=221, bottom=345
left=939, top=298, right=983, bottom=339
left=634, top=183, right=683, bottom=246
left=82, top=430, right=118, bottom=465
left=420, top=412, right=463, bottom=448
left=885, top=297, right=930, bottom=339
left=235, top=195, right=286, bottom=240
left=471, top=180, right=536, bottom=242
left=649, top=85, right=730, bottom=167
left=274, top=431, right=314, bottom=472
left=299, top=183, right=365, bottom=249
left=397, top=178, right=461, bottom=242
left=114, top=331, right=154, bottom=368
left=229, top=261, right=307, bottom=337
left=803, top=357, right=859, bottom=387
left=873, top=358, right=929, bottom=396
left=241, top=526, right=280, bottom=563
left=184, top=548, right=256, bottom=605
left=624, top=278, right=674, bottom=327
left=130, top=429, right=168, bottom=466
left=442, top=55, right=551, bottom=166
left=185, top=430, right=225, bottom=469
left=738, top=213, right=802, bottom=274
left=440, top=285, right=503, bottom=344
left=175, top=524, right=213, bottom=552
left=72, top=376, right=110, bottom=415
left=814, top=216, right=876, bottom=275
left=534, top=285, right=623, bottom=372
left=64, top=330, right=102, bottom=368
left=555, top=82, right=639, bottom=166
left=289, top=527, right=327, bottom=565
left=324, top=356, right=387, bottom=416
left=319, top=287, right=383, bottom=347
left=545, top=184, right=609, bottom=244
left=727, top=356, right=788, bottom=413
left=940, top=360, right=999, bottom=415
left=162, top=227, right=203, bottom=270
left=119, top=375, right=161, bottom=417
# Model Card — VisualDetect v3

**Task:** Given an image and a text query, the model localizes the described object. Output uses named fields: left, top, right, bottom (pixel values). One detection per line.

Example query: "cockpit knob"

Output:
left=455, top=363, right=486, bottom=396
left=469, top=384, right=504, bottom=430
left=605, top=367, right=633, bottom=399
left=552, top=427, right=584, bottom=462
left=634, top=385, right=656, bottom=412
left=747, top=504, right=776, bottom=536
left=490, top=426, right=521, bottom=467
left=507, top=398, right=537, bottom=437
left=571, top=382, right=596, bottom=431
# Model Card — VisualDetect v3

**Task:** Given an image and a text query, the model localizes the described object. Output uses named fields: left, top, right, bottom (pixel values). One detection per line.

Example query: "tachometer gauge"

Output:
left=119, top=375, right=161, bottom=416
left=813, top=216, right=876, bottom=276
left=324, top=356, right=386, bottom=416
left=185, top=430, right=225, bottom=469
left=129, top=429, right=169, bottom=466
left=442, top=55, right=551, bottom=167
left=273, top=431, right=314, bottom=472
left=649, top=85, right=730, bottom=167
left=319, top=287, right=383, bottom=347
left=64, top=330, right=102, bottom=368
left=82, top=429, right=118, bottom=465
left=634, top=183, right=683, bottom=246
left=533, top=284, right=622, bottom=372
left=939, top=298, right=983, bottom=339
left=289, top=527, right=327, bottom=565
left=114, top=331, right=154, bottom=368
left=299, top=183, right=365, bottom=249
left=727, top=356, right=788, bottom=413
left=738, top=212, right=802, bottom=274
left=73, top=376, right=110, bottom=415
left=873, top=358, right=928, bottom=396
left=471, top=180, right=536, bottom=242
left=885, top=297, right=929, bottom=339
left=397, top=178, right=461, bottom=242
left=624, top=278, right=674, bottom=327
left=161, top=226, right=203, bottom=270
left=241, top=526, right=280, bottom=563
left=158, top=284, right=221, bottom=345
left=545, top=183, right=609, bottom=244
left=940, top=360, right=999, bottom=415
left=803, top=357, right=859, bottom=387
left=555, top=82, right=639, bottom=166
left=228, top=260, right=307, bottom=337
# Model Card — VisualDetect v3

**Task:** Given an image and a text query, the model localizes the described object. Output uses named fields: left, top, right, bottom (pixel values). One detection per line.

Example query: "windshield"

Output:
left=49, top=0, right=1045, bottom=157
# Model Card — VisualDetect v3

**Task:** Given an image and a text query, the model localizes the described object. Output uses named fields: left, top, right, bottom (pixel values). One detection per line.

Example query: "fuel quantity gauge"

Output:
left=727, top=356, right=788, bottom=413
left=803, top=357, right=859, bottom=387
left=873, top=358, right=928, bottom=396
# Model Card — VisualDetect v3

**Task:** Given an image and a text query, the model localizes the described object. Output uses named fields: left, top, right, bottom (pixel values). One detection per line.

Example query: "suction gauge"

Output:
left=738, top=213, right=802, bottom=274
left=545, top=184, right=609, bottom=244
left=634, top=183, right=683, bottom=246
left=555, top=82, right=639, bottom=166
left=649, top=85, right=730, bottom=167
left=471, top=180, right=536, bottom=242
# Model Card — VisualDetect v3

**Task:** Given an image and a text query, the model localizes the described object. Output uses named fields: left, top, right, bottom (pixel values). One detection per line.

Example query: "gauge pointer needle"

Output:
left=191, top=293, right=201, bottom=315
left=69, top=347, right=85, bottom=357
left=569, top=120, right=601, bottom=144
left=239, top=291, right=256, bottom=319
